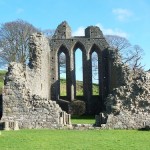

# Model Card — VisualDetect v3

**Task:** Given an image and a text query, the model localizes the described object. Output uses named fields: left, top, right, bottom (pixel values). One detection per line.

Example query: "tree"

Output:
left=91, top=35, right=144, bottom=80
left=0, top=19, right=38, bottom=65
left=105, top=35, right=144, bottom=69
left=91, top=52, right=99, bottom=81
left=125, top=45, right=144, bottom=73
left=59, top=52, right=66, bottom=74
left=105, top=35, right=131, bottom=53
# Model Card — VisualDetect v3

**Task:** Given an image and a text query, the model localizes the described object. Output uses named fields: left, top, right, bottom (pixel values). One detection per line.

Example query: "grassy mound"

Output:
left=60, top=78, right=99, bottom=96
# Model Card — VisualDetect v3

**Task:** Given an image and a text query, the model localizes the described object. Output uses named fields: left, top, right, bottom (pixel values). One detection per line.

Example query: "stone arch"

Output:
left=50, top=21, right=111, bottom=113
left=89, top=44, right=102, bottom=95
left=88, top=44, right=104, bottom=113
left=57, top=44, right=70, bottom=100
left=57, top=44, right=69, bottom=55
left=73, top=41, right=86, bottom=53
left=72, top=41, right=87, bottom=98
left=89, top=43, right=102, bottom=54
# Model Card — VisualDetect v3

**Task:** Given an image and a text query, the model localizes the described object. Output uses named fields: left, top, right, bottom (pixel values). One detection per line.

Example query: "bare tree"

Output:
left=105, top=35, right=143, bottom=68
left=91, top=52, right=99, bottom=81
left=59, top=52, right=66, bottom=74
left=105, top=35, right=144, bottom=69
left=105, top=35, right=131, bottom=53
left=0, top=19, right=38, bottom=65
left=92, top=35, right=144, bottom=80
left=126, top=45, right=144, bottom=73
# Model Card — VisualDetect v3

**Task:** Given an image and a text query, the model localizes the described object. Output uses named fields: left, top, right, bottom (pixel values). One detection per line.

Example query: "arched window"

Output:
left=75, top=48, right=83, bottom=96
left=90, top=44, right=101, bottom=96
left=91, top=51, right=99, bottom=95
left=57, top=45, right=69, bottom=100
left=58, top=52, right=67, bottom=96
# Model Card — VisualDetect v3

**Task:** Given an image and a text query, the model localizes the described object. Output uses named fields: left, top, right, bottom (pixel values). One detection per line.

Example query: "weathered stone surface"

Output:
left=50, top=21, right=110, bottom=114
left=103, top=51, right=150, bottom=129
left=1, top=21, right=150, bottom=130
left=1, top=32, right=71, bottom=129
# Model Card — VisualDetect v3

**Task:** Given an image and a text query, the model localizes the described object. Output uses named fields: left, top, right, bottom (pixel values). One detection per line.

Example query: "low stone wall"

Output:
left=1, top=109, right=71, bottom=130
left=1, top=89, right=71, bottom=129
left=105, top=113, right=150, bottom=129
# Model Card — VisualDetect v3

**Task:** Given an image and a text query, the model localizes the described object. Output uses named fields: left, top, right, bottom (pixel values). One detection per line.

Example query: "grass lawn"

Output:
left=0, top=129, right=150, bottom=150
left=71, top=115, right=95, bottom=124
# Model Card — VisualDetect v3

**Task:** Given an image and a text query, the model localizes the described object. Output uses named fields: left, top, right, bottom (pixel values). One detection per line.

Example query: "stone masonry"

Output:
left=1, top=32, right=71, bottom=129
left=50, top=21, right=111, bottom=113
left=1, top=21, right=150, bottom=129
left=96, top=51, right=150, bottom=129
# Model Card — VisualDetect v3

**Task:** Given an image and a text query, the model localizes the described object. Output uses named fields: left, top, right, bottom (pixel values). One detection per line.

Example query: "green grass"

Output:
left=60, top=78, right=67, bottom=96
left=0, top=70, right=6, bottom=94
left=0, top=74, right=99, bottom=96
left=71, top=115, right=95, bottom=124
left=0, top=129, right=150, bottom=150
left=60, top=78, right=99, bottom=96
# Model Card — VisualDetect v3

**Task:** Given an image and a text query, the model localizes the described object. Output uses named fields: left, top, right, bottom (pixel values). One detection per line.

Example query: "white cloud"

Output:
left=73, top=23, right=128, bottom=38
left=72, top=27, right=85, bottom=36
left=16, top=8, right=24, bottom=14
left=112, top=8, right=133, bottom=21
left=96, top=23, right=128, bottom=38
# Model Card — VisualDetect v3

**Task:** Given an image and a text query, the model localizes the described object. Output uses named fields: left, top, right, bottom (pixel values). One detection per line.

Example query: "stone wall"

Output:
left=146, top=70, right=150, bottom=86
left=1, top=33, right=71, bottom=129
left=1, top=21, right=149, bottom=129
left=50, top=21, right=110, bottom=114
left=96, top=50, right=150, bottom=129
left=28, top=33, right=51, bottom=99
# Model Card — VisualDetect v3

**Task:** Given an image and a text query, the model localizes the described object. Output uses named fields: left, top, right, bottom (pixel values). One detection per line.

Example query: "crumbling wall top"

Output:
left=52, top=21, right=72, bottom=39
left=85, top=26, right=104, bottom=38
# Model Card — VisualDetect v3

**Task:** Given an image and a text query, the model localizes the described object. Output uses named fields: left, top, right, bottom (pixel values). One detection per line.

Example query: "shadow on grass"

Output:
left=138, top=126, right=150, bottom=131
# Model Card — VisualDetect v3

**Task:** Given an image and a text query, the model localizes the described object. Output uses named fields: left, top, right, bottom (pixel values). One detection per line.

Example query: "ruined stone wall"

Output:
left=1, top=21, right=149, bottom=129
left=28, top=33, right=51, bottom=99
left=146, top=71, right=150, bottom=86
left=50, top=21, right=110, bottom=113
left=103, top=50, right=150, bottom=129
left=1, top=33, right=71, bottom=129
left=52, top=21, right=71, bottom=39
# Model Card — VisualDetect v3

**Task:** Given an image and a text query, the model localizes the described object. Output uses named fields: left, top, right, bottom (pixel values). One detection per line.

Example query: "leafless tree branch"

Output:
left=0, top=19, right=39, bottom=65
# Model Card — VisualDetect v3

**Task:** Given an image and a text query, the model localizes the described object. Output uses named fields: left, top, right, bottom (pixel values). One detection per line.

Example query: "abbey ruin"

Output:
left=0, top=21, right=150, bottom=129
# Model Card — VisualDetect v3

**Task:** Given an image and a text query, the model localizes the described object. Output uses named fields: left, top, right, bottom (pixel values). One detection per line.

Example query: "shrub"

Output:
left=70, top=100, right=86, bottom=116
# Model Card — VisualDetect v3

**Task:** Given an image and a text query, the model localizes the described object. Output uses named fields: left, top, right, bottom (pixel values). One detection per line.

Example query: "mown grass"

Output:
left=0, top=129, right=150, bottom=150
left=60, top=78, right=99, bottom=96
left=0, top=70, right=6, bottom=94
left=71, top=115, right=95, bottom=124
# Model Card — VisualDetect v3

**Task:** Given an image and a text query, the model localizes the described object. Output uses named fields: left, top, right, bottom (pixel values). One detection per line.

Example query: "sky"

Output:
left=0, top=0, right=150, bottom=72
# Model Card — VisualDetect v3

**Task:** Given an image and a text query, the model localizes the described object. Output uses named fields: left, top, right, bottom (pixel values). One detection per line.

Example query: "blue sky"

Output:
left=0, top=0, right=150, bottom=71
